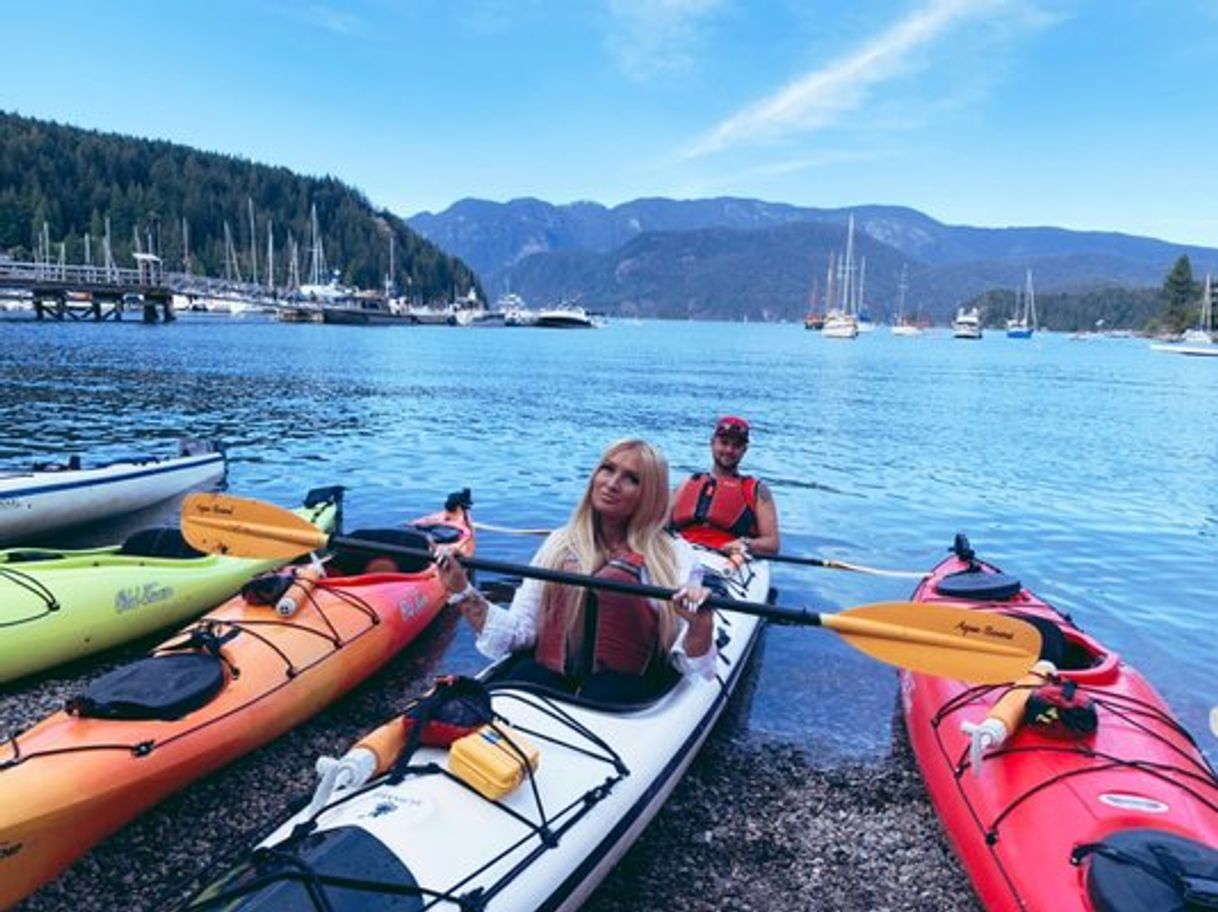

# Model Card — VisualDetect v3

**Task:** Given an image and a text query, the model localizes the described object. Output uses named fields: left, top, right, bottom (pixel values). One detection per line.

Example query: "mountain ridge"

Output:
left=408, top=197, right=1218, bottom=324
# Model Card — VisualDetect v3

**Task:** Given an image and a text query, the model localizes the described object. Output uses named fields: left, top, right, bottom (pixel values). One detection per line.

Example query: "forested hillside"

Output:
left=0, top=111, right=477, bottom=299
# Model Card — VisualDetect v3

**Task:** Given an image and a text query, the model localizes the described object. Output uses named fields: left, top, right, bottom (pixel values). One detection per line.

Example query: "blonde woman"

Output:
left=438, top=438, right=714, bottom=702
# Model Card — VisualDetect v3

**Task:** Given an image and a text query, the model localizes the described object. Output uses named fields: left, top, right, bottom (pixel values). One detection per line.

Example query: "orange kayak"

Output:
left=0, top=500, right=473, bottom=908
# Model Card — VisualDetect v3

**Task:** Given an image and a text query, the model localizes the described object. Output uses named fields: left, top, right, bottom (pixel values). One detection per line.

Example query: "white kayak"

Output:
left=0, top=440, right=226, bottom=545
left=178, top=547, right=770, bottom=912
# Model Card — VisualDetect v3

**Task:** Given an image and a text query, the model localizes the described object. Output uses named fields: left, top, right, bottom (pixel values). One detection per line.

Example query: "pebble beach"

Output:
left=4, top=619, right=981, bottom=912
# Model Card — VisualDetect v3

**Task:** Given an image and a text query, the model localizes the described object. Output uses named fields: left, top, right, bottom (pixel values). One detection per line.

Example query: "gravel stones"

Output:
left=5, top=628, right=981, bottom=912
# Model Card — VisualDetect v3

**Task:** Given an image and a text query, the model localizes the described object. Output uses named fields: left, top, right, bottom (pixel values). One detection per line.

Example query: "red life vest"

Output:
left=671, top=472, right=759, bottom=549
left=533, top=553, right=658, bottom=677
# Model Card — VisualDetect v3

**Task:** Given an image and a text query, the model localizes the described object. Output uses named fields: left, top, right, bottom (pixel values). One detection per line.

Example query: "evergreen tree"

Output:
left=1159, top=255, right=1199, bottom=332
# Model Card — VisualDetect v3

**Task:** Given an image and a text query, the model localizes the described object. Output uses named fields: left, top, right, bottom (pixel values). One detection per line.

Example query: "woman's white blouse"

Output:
left=474, top=535, right=718, bottom=680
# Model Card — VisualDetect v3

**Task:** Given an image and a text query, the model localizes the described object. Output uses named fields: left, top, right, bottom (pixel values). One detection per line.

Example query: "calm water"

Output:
left=2, top=316, right=1215, bottom=763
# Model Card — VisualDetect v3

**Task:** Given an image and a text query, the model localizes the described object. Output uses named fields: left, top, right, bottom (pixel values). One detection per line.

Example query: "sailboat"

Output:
left=1151, top=274, right=1218, bottom=356
left=891, top=264, right=923, bottom=336
left=1006, top=270, right=1037, bottom=339
left=821, top=216, right=860, bottom=339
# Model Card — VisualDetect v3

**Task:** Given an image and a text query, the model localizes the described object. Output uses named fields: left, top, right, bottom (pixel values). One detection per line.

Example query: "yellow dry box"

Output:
left=448, top=723, right=540, bottom=800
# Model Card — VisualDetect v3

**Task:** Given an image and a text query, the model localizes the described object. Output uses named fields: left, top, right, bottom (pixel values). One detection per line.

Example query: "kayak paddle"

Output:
left=182, top=493, right=1042, bottom=684
left=474, top=522, right=924, bottom=578
left=762, top=552, right=926, bottom=579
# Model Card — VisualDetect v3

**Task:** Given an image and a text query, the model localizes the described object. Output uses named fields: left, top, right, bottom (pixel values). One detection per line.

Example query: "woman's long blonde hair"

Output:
left=535, top=438, right=683, bottom=656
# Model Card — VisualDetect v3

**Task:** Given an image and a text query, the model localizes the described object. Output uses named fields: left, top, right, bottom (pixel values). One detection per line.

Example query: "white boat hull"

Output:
left=0, top=446, right=226, bottom=544
left=1150, top=342, right=1218, bottom=357
left=183, top=550, right=769, bottom=911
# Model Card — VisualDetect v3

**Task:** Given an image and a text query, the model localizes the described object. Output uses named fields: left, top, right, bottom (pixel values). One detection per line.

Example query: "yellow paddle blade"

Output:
left=182, top=492, right=327, bottom=560
left=822, top=601, right=1042, bottom=684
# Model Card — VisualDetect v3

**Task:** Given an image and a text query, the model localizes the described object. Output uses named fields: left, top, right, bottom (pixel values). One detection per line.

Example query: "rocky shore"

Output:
left=6, top=619, right=981, bottom=912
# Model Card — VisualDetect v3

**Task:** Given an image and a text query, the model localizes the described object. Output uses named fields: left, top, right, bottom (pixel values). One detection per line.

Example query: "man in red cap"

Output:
left=669, top=416, right=780, bottom=556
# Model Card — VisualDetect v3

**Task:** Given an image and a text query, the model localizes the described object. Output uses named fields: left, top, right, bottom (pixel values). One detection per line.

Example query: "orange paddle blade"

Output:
left=822, top=601, right=1042, bottom=684
left=182, top=492, right=329, bottom=560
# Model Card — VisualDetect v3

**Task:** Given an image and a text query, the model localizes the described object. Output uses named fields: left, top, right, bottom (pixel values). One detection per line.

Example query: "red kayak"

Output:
left=901, top=536, right=1218, bottom=912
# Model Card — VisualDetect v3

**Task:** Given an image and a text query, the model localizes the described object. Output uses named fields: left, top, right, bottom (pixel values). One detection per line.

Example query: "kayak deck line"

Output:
left=176, top=550, right=769, bottom=912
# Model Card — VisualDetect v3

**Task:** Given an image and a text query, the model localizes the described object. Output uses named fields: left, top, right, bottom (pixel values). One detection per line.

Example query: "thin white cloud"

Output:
left=684, top=0, right=1039, bottom=158
left=606, top=0, right=725, bottom=81
left=299, top=4, right=366, bottom=36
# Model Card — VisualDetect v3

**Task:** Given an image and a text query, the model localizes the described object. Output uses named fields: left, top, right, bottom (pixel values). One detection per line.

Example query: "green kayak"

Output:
left=0, top=486, right=342, bottom=684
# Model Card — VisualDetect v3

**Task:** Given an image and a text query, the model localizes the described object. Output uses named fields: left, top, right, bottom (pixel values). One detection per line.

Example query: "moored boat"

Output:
left=534, top=304, right=597, bottom=328
left=0, top=439, right=226, bottom=546
left=821, top=311, right=859, bottom=338
left=0, top=496, right=474, bottom=908
left=953, top=306, right=983, bottom=339
left=1006, top=270, right=1038, bottom=339
left=1151, top=274, right=1217, bottom=356
left=0, top=487, right=342, bottom=684
left=173, top=546, right=769, bottom=911
left=901, top=536, right=1218, bottom=912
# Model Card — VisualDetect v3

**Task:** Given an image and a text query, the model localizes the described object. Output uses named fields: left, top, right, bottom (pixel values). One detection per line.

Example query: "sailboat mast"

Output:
left=842, top=215, right=855, bottom=314
left=1026, top=269, right=1036, bottom=329
left=897, top=263, right=908, bottom=322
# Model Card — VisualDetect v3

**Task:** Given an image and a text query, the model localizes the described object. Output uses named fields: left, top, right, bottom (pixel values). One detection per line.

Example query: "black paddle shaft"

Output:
left=329, top=534, right=822, bottom=627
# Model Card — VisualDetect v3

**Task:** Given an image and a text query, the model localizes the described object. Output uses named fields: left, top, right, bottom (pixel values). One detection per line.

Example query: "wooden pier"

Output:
left=0, top=253, right=269, bottom=324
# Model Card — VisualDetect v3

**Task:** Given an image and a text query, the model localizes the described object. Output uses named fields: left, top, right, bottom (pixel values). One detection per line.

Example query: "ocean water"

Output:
left=2, top=315, right=1215, bottom=763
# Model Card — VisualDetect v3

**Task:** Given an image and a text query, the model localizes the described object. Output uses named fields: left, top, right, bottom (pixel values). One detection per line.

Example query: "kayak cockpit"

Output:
left=182, top=825, right=425, bottom=911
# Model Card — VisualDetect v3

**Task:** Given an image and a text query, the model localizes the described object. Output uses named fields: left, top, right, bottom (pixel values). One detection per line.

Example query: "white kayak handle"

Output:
left=304, top=749, right=378, bottom=819
left=960, top=718, right=1007, bottom=777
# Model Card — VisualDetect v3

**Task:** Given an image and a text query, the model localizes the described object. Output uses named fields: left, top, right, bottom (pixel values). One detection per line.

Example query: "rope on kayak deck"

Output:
left=177, top=686, right=634, bottom=911
left=933, top=678, right=1218, bottom=848
left=0, top=581, right=381, bottom=768
left=0, top=566, right=61, bottom=626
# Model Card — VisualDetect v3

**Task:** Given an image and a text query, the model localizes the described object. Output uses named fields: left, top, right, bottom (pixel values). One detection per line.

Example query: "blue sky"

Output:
left=2, top=0, right=1216, bottom=246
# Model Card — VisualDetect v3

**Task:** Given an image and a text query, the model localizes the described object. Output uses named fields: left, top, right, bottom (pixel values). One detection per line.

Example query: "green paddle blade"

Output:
left=822, top=601, right=1042, bottom=684
left=182, top=492, right=329, bottom=559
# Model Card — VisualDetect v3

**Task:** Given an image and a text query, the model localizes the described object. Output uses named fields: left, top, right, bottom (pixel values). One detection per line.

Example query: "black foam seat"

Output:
left=934, top=568, right=1021, bottom=601
left=329, top=528, right=434, bottom=576
left=1080, top=828, right=1218, bottom=912
left=409, top=522, right=462, bottom=545
left=118, top=527, right=206, bottom=560
left=67, top=653, right=225, bottom=721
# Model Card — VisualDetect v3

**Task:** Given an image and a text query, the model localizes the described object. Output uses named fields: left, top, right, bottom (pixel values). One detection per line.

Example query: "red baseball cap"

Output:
left=714, top=416, right=750, bottom=441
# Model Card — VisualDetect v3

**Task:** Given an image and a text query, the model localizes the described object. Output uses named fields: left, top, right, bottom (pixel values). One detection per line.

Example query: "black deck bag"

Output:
left=66, top=653, right=225, bottom=721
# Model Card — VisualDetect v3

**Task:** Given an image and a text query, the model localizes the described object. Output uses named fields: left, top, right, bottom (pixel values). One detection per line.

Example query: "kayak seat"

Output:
left=1078, top=828, right=1218, bottom=912
left=487, top=652, right=681, bottom=711
left=934, top=568, right=1021, bottom=601
left=118, top=526, right=206, bottom=560
left=31, top=455, right=81, bottom=471
left=409, top=522, right=463, bottom=545
left=2, top=549, right=64, bottom=563
left=303, top=484, right=344, bottom=509
left=1001, top=612, right=1070, bottom=667
left=329, top=528, right=433, bottom=576
left=66, top=653, right=225, bottom=721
